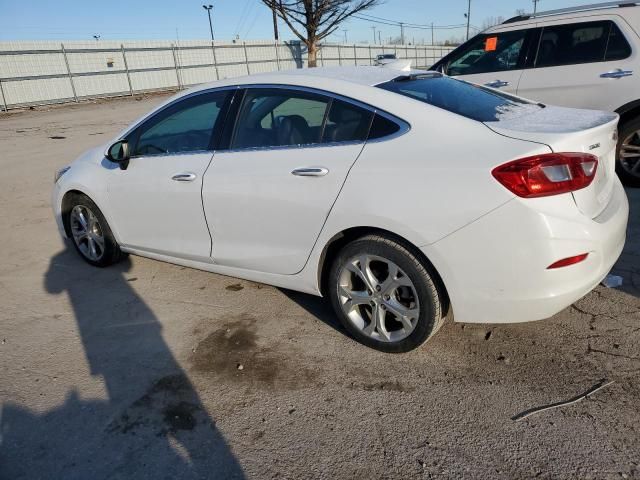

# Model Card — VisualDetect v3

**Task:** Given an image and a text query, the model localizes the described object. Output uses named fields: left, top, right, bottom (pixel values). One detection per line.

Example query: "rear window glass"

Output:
left=377, top=75, right=540, bottom=122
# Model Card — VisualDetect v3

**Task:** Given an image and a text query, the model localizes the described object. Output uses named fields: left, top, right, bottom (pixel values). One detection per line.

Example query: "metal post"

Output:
left=243, top=41, right=250, bottom=75
left=368, top=45, right=372, bottom=65
left=466, top=0, right=471, bottom=41
left=61, top=43, right=78, bottom=102
left=319, top=43, right=324, bottom=67
left=414, top=45, right=418, bottom=68
left=0, top=78, right=8, bottom=112
left=204, top=5, right=215, bottom=41
left=353, top=44, right=357, bottom=66
left=211, top=41, right=219, bottom=80
left=275, top=41, right=281, bottom=70
left=121, top=44, right=133, bottom=95
left=338, top=44, right=342, bottom=65
left=171, top=44, right=182, bottom=89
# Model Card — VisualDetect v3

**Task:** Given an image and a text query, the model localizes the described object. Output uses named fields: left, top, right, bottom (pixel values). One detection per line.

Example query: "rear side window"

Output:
left=377, top=75, right=539, bottom=122
left=322, top=100, right=373, bottom=143
left=446, top=29, right=529, bottom=76
left=368, top=114, right=401, bottom=140
left=535, top=20, right=631, bottom=68
left=605, top=22, right=632, bottom=61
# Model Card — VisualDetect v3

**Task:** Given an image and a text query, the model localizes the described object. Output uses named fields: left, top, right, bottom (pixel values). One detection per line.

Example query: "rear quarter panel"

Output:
left=316, top=105, right=551, bottom=250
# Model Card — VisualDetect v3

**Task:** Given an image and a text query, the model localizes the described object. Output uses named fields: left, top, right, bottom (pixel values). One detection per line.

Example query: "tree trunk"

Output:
left=307, top=40, right=318, bottom=68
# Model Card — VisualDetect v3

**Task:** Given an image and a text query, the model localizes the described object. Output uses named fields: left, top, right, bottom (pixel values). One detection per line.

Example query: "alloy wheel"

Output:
left=337, top=254, right=420, bottom=343
left=620, top=129, right=640, bottom=178
left=70, top=205, right=105, bottom=262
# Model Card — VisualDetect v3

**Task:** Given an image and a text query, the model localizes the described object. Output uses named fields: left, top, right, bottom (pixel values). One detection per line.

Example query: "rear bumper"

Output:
left=422, top=178, right=629, bottom=324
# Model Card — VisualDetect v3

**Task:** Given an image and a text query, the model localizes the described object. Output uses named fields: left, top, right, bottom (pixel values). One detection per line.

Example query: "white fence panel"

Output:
left=0, top=40, right=454, bottom=110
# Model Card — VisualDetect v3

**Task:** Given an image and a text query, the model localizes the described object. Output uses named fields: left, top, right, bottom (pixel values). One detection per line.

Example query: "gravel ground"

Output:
left=0, top=95, right=639, bottom=480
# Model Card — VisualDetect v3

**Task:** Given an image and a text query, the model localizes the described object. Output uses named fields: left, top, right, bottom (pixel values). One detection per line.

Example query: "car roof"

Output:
left=497, top=1, right=640, bottom=28
left=189, top=66, right=422, bottom=93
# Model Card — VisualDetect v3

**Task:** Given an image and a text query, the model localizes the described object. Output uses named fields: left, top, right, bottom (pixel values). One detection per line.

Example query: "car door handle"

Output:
left=171, top=172, right=197, bottom=182
left=291, top=167, right=329, bottom=177
left=484, top=80, right=510, bottom=88
left=600, top=69, right=633, bottom=79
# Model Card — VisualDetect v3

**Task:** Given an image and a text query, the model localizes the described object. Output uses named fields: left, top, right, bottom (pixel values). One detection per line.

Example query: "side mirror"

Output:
left=105, top=140, right=130, bottom=170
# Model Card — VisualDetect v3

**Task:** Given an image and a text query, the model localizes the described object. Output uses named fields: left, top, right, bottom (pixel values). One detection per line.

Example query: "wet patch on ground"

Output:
left=190, top=313, right=320, bottom=391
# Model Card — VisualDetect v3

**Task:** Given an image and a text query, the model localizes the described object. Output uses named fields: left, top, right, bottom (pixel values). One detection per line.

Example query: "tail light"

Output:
left=547, top=253, right=589, bottom=269
left=492, top=153, right=598, bottom=198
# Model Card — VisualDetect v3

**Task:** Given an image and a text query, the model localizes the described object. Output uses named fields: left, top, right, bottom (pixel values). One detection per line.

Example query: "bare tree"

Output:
left=261, top=0, right=381, bottom=67
left=481, top=16, right=506, bottom=31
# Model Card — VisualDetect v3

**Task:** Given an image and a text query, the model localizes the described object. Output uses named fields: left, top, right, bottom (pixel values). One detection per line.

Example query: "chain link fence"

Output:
left=0, top=40, right=454, bottom=111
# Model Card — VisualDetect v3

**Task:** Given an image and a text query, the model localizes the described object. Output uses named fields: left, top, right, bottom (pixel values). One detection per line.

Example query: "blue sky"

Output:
left=0, top=0, right=592, bottom=43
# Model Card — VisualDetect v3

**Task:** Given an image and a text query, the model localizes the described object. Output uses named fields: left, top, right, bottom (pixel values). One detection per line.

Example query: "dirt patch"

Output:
left=191, top=313, right=320, bottom=390
left=225, top=283, right=244, bottom=292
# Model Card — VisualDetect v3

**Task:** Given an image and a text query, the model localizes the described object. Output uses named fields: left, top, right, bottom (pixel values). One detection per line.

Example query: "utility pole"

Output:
left=465, top=0, right=471, bottom=41
left=378, top=31, right=382, bottom=45
left=400, top=22, right=405, bottom=45
left=271, top=4, right=279, bottom=40
left=202, top=4, right=214, bottom=41
left=431, top=22, right=434, bottom=45
left=342, top=29, right=348, bottom=43
left=533, top=0, right=540, bottom=15
left=371, top=26, right=377, bottom=44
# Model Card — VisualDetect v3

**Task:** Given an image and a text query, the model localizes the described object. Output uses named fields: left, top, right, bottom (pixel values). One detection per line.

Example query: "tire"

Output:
left=328, top=234, right=446, bottom=353
left=65, top=193, right=125, bottom=267
left=616, top=116, right=640, bottom=188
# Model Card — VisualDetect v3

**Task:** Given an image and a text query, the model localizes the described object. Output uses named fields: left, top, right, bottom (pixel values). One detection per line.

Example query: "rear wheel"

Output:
left=66, top=193, right=124, bottom=267
left=617, top=117, right=640, bottom=187
left=328, top=234, right=445, bottom=353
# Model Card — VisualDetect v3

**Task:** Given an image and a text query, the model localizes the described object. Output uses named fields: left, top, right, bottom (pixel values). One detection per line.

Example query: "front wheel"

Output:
left=617, top=117, right=640, bottom=187
left=328, top=234, right=446, bottom=353
left=65, top=193, right=125, bottom=267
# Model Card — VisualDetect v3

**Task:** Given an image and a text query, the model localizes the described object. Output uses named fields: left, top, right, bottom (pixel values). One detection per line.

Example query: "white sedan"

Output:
left=52, top=66, right=629, bottom=352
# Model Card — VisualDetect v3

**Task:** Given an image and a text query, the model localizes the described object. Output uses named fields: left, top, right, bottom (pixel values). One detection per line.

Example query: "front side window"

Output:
left=133, top=91, right=230, bottom=156
left=535, top=20, right=631, bottom=68
left=233, top=89, right=330, bottom=149
left=446, top=29, right=529, bottom=76
left=378, top=75, right=539, bottom=122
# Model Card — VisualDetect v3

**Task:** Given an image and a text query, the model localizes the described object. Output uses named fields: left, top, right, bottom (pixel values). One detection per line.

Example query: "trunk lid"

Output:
left=484, top=105, right=619, bottom=218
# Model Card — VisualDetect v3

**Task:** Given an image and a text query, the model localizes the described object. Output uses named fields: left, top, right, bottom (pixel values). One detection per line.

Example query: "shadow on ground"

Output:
left=0, top=250, right=244, bottom=480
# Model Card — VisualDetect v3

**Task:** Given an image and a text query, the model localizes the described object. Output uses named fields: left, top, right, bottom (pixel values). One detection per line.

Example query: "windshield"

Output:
left=376, top=75, right=541, bottom=122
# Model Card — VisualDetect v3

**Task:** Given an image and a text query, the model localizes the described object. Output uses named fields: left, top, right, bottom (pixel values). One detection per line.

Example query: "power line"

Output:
left=352, top=14, right=468, bottom=31
left=355, top=12, right=467, bottom=30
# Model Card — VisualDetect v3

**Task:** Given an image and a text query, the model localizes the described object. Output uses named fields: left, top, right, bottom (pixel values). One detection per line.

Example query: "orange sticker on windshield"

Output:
left=485, top=36, right=498, bottom=51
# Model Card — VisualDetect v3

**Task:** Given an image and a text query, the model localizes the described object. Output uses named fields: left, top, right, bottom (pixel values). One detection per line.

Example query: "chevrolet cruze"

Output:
left=52, top=66, right=629, bottom=352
